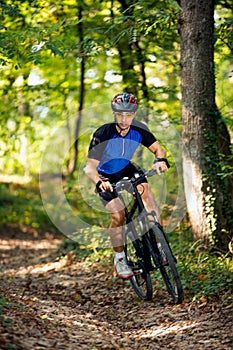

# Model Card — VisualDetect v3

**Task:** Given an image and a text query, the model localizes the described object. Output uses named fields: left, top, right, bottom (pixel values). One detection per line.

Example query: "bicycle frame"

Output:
left=115, top=169, right=155, bottom=217
left=115, top=170, right=170, bottom=269
left=114, top=169, right=184, bottom=303
left=115, top=170, right=159, bottom=228
left=115, top=172, right=160, bottom=265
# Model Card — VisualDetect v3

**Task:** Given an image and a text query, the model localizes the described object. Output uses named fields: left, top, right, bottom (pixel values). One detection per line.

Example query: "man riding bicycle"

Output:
left=85, top=93, right=169, bottom=279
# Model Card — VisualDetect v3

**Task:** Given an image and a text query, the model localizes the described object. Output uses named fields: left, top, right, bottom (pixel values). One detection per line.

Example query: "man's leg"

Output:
left=139, top=183, right=168, bottom=263
left=105, top=198, right=125, bottom=251
left=105, top=198, right=134, bottom=278
left=138, top=182, right=161, bottom=223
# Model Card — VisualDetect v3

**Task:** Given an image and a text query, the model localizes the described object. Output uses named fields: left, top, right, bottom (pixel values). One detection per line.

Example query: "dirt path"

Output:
left=0, top=228, right=232, bottom=350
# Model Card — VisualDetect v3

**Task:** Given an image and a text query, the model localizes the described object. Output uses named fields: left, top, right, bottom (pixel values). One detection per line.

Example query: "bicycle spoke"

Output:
left=149, top=225, right=184, bottom=304
left=125, top=232, right=152, bottom=301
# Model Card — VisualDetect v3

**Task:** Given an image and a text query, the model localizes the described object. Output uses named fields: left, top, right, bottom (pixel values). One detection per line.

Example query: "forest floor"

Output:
left=0, top=226, right=232, bottom=350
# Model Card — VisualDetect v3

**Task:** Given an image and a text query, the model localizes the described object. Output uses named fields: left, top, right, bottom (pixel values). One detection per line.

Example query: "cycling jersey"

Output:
left=88, top=120, right=157, bottom=175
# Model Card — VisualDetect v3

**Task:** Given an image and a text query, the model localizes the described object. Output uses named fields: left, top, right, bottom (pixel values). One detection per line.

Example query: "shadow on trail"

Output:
left=0, top=227, right=232, bottom=350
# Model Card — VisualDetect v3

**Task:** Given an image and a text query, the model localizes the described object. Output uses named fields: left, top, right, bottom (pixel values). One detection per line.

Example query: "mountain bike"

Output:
left=114, top=169, right=184, bottom=304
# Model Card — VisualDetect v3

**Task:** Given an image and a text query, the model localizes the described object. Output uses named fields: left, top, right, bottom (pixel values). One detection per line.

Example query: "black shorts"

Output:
left=96, top=162, right=147, bottom=206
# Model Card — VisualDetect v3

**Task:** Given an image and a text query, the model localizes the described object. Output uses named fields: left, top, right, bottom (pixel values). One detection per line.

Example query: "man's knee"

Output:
left=140, top=183, right=150, bottom=201
left=110, top=210, right=125, bottom=226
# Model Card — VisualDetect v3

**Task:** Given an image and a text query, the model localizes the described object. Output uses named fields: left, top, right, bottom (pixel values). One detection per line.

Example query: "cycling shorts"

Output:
left=95, top=162, right=147, bottom=206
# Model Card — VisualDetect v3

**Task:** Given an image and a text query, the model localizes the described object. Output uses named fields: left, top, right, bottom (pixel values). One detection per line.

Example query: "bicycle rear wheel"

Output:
left=125, top=231, right=152, bottom=301
left=150, top=225, right=184, bottom=304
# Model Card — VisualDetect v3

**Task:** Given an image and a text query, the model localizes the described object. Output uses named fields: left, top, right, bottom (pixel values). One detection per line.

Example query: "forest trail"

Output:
left=0, top=227, right=232, bottom=350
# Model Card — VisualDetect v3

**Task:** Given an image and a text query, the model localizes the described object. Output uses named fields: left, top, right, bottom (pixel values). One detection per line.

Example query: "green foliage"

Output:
left=57, top=238, right=94, bottom=259
left=200, top=107, right=233, bottom=249
left=0, top=0, right=231, bottom=179
left=0, top=295, right=14, bottom=325
left=168, top=229, right=233, bottom=303
left=218, top=150, right=233, bottom=179
left=63, top=176, right=110, bottom=228
left=57, top=235, right=112, bottom=263
left=0, top=0, right=232, bottom=260
left=215, top=6, right=233, bottom=56
left=215, top=7, right=233, bottom=141
left=0, top=295, right=10, bottom=310
left=0, top=181, right=57, bottom=232
left=179, top=242, right=233, bottom=303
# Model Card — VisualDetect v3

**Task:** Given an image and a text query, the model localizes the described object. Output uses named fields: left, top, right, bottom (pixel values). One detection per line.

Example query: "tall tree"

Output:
left=67, top=3, right=85, bottom=176
left=178, top=0, right=233, bottom=252
left=110, top=0, right=140, bottom=95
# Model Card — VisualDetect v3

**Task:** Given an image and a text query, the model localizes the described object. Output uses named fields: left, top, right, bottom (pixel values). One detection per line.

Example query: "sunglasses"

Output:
left=114, top=112, right=135, bottom=118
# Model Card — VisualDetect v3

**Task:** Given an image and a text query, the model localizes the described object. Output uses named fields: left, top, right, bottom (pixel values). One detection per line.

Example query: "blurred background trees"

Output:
left=0, top=0, right=232, bottom=252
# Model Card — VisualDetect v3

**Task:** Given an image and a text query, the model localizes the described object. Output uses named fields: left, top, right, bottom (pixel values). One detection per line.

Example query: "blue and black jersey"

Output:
left=88, top=120, right=157, bottom=175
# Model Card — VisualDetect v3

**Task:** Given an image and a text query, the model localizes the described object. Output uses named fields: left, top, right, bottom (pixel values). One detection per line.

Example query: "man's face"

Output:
left=114, top=112, right=135, bottom=129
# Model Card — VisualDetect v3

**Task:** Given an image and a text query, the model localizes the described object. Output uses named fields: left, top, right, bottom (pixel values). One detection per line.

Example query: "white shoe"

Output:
left=114, top=257, right=134, bottom=279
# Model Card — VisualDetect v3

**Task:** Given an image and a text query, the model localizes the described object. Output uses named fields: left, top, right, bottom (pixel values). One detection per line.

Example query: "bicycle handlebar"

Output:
left=113, top=168, right=158, bottom=192
left=144, top=169, right=157, bottom=178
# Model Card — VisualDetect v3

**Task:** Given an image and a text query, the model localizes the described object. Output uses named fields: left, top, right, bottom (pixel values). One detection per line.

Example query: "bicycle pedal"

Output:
left=149, top=266, right=156, bottom=272
left=133, top=269, right=143, bottom=275
left=145, top=264, right=155, bottom=272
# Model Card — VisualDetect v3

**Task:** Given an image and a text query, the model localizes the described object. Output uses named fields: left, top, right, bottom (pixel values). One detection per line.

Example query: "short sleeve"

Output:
left=88, top=133, right=102, bottom=160
left=88, top=124, right=114, bottom=160
left=132, top=120, right=157, bottom=148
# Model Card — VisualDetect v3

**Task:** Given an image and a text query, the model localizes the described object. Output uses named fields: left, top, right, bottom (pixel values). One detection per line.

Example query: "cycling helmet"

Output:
left=111, top=93, right=138, bottom=112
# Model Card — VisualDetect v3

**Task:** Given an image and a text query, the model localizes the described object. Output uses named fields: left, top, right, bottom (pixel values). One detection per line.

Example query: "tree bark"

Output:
left=68, top=4, right=85, bottom=176
left=179, top=0, right=233, bottom=252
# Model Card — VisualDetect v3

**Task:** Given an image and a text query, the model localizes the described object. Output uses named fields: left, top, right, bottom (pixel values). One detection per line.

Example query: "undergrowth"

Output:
left=0, top=180, right=59, bottom=233
left=170, top=227, right=233, bottom=304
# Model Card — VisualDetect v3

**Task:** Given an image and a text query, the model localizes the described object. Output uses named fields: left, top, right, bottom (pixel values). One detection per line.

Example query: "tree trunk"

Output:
left=179, top=0, right=233, bottom=252
left=117, top=42, right=138, bottom=94
left=68, top=4, right=85, bottom=176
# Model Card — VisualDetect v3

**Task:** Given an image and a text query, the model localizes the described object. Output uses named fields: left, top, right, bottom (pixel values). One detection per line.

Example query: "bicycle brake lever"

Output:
left=146, top=169, right=156, bottom=178
left=115, top=178, right=129, bottom=191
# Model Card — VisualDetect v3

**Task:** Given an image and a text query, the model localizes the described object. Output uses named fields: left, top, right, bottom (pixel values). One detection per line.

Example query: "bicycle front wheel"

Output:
left=150, top=225, right=184, bottom=304
left=125, top=231, right=152, bottom=301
